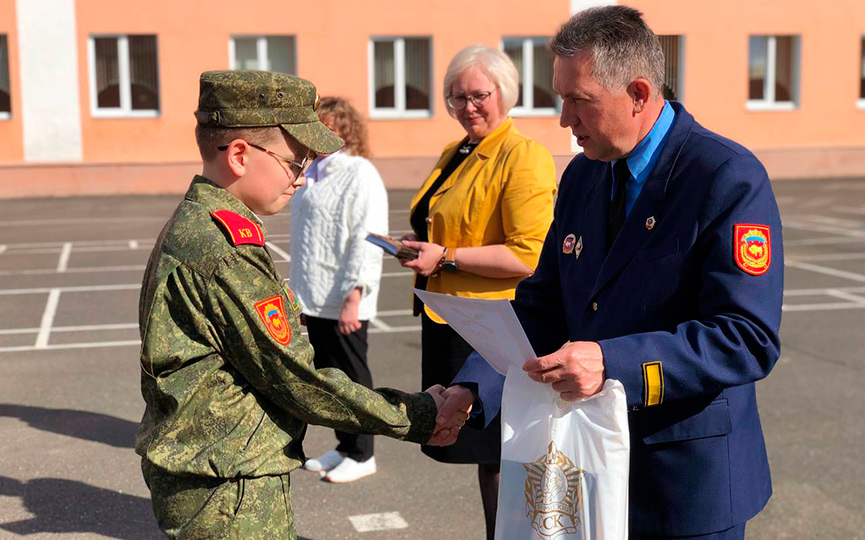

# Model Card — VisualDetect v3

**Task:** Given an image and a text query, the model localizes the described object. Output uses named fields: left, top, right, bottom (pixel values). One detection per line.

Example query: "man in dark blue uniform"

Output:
left=434, top=6, right=784, bottom=539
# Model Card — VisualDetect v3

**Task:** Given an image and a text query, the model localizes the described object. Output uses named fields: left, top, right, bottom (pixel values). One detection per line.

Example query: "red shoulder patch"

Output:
left=734, top=224, right=771, bottom=276
left=211, top=210, right=264, bottom=247
left=254, top=295, right=292, bottom=345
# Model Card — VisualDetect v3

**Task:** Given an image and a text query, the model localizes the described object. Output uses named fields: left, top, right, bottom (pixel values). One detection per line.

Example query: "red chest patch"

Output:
left=254, top=295, right=292, bottom=345
left=734, top=224, right=771, bottom=276
left=211, top=210, right=264, bottom=246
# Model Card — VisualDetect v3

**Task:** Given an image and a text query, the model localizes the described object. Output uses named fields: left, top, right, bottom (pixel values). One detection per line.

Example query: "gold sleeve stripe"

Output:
left=642, top=361, right=664, bottom=407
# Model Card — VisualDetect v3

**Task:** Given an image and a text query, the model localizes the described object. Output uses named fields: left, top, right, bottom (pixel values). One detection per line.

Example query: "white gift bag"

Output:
left=495, top=373, right=630, bottom=540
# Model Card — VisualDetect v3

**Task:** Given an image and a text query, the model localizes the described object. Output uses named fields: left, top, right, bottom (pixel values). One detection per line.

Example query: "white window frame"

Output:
left=858, top=36, right=865, bottom=109
left=746, top=35, right=800, bottom=112
left=87, top=35, right=159, bottom=118
left=0, top=34, right=9, bottom=120
left=502, top=37, right=560, bottom=117
left=228, top=35, right=297, bottom=73
left=658, top=34, right=686, bottom=104
left=368, top=37, right=433, bottom=120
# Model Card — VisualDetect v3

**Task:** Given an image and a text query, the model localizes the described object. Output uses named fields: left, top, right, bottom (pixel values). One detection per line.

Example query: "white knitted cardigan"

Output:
left=288, top=151, right=388, bottom=321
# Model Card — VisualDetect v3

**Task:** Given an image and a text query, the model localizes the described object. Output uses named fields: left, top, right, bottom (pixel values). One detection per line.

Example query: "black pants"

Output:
left=305, top=315, right=373, bottom=462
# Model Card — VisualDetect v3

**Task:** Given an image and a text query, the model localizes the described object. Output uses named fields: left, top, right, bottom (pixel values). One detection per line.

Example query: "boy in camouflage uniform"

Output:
left=137, top=70, right=455, bottom=540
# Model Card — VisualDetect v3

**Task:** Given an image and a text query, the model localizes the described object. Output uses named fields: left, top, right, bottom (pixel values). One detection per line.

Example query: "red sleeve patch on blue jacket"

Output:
left=211, top=210, right=264, bottom=247
left=734, top=223, right=771, bottom=276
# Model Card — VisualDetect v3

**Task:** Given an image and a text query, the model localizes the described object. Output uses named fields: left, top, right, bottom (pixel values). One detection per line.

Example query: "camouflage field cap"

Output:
left=195, top=70, right=344, bottom=154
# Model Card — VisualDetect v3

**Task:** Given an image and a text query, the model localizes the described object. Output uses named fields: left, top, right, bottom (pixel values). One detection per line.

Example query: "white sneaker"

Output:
left=303, top=450, right=344, bottom=472
left=324, top=457, right=377, bottom=483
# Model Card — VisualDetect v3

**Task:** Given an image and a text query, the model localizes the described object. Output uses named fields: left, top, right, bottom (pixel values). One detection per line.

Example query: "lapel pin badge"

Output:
left=575, top=235, right=584, bottom=259
left=645, top=216, right=656, bottom=231
left=562, top=233, right=576, bottom=254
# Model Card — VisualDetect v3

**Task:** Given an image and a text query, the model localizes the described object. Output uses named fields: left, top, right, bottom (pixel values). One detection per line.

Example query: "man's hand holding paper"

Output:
left=522, top=341, right=606, bottom=401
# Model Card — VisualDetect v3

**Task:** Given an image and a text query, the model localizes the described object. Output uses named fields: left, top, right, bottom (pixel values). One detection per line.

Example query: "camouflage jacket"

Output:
left=136, top=176, right=436, bottom=478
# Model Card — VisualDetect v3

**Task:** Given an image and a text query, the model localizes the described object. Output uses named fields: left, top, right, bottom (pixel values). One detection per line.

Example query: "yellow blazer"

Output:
left=410, top=117, right=557, bottom=323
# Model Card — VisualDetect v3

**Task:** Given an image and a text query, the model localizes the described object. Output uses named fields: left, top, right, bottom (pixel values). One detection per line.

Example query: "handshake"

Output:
left=424, top=385, right=475, bottom=446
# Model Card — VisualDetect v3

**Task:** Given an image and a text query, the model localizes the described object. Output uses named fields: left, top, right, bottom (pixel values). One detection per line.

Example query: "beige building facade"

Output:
left=1, top=0, right=864, bottom=197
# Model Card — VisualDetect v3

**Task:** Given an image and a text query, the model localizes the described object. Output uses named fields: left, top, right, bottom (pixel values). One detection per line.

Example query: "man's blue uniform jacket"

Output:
left=455, top=102, right=783, bottom=536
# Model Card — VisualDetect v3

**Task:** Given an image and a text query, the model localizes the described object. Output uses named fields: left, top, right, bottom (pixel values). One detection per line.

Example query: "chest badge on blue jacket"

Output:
left=645, top=216, right=656, bottom=231
left=562, top=234, right=576, bottom=254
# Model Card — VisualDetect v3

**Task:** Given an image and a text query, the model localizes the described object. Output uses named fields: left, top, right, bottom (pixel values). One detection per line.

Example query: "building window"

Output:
left=748, top=35, right=800, bottom=110
left=0, top=35, right=10, bottom=119
left=369, top=37, right=432, bottom=118
left=658, top=35, right=684, bottom=102
left=230, top=36, right=296, bottom=74
left=88, top=35, right=159, bottom=117
left=859, top=37, right=865, bottom=107
left=502, top=37, right=557, bottom=116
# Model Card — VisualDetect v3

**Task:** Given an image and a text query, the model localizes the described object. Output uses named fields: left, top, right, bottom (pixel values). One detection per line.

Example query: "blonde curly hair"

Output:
left=317, top=97, right=371, bottom=158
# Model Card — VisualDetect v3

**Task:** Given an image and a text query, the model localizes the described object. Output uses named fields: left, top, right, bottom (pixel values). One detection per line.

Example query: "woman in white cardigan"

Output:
left=289, top=97, right=388, bottom=483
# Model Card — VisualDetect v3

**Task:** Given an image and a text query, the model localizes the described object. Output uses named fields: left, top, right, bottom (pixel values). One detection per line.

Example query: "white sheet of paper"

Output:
left=413, top=289, right=536, bottom=375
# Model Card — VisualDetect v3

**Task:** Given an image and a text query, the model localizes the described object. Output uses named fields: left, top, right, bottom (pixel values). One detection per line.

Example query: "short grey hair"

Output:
left=550, top=6, right=665, bottom=95
left=443, top=45, right=520, bottom=117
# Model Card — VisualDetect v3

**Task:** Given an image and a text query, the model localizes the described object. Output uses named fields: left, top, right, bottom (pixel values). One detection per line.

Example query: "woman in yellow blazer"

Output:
left=400, top=44, right=557, bottom=540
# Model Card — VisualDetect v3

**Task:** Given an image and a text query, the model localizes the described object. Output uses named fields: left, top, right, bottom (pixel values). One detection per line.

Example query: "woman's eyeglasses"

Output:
left=446, top=89, right=496, bottom=110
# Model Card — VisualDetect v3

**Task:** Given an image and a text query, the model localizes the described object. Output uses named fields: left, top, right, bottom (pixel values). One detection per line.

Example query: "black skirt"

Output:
left=420, top=311, right=501, bottom=465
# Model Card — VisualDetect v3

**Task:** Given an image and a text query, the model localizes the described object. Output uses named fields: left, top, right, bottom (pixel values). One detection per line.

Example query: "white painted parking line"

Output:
left=785, top=220, right=865, bottom=239
left=825, top=289, right=865, bottom=303
left=0, top=283, right=140, bottom=295
left=785, top=237, right=865, bottom=247
left=785, top=260, right=865, bottom=284
left=376, top=309, right=413, bottom=316
left=798, top=196, right=835, bottom=209
left=785, top=286, right=865, bottom=296
left=801, top=215, right=865, bottom=228
left=791, top=252, right=865, bottom=262
left=0, top=245, right=6, bottom=254
left=0, top=217, right=165, bottom=227
left=348, top=512, right=409, bottom=532
left=56, top=242, right=72, bottom=272
left=783, top=302, right=865, bottom=312
left=0, top=323, right=139, bottom=336
left=782, top=286, right=865, bottom=312
left=0, top=264, right=146, bottom=277
left=0, top=238, right=155, bottom=250
left=370, top=318, right=393, bottom=331
left=831, top=205, right=865, bottom=216
left=381, top=271, right=413, bottom=278
left=35, top=289, right=61, bottom=348
left=266, top=242, right=291, bottom=262
left=0, top=340, right=141, bottom=353
left=369, top=325, right=420, bottom=334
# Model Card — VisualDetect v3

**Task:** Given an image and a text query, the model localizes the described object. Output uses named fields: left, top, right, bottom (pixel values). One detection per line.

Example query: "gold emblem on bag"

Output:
left=523, top=442, right=585, bottom=539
